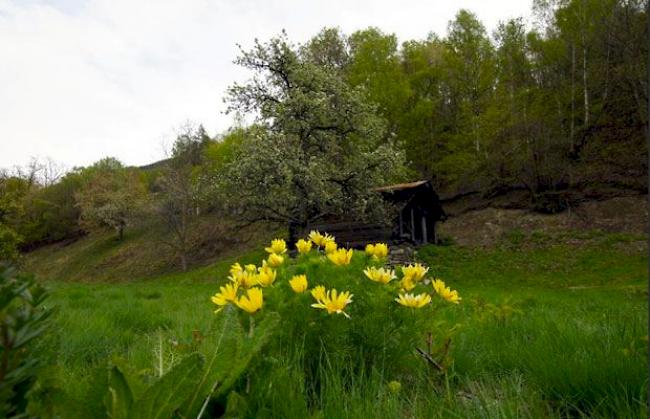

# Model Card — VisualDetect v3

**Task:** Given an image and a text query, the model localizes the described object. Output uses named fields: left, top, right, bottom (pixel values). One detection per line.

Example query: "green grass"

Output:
left=35, top=232, right=647, bottom=418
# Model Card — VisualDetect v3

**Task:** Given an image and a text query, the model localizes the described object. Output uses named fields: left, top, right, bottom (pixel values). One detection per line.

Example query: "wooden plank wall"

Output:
left=301, top=221, right=392, bottom=249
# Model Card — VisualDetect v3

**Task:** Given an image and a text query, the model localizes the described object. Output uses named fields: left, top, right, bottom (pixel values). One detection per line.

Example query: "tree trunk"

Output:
left=582, top=44, right=589, bottom=128
left=570, top=42, right=576, bottom=151
left=180, top=253, right=187, bottom=272
left=287, top=221, right=301, bottom=253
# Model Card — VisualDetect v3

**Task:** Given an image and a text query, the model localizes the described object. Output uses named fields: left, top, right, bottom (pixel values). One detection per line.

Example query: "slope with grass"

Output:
left=23, top=216, right=273, bottom=282
left=33, top=226, right=647, bottom=418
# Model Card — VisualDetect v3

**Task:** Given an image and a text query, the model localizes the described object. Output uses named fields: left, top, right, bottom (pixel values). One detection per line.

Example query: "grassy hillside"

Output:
left=23, top=216, right=273, bottom=282
left=33, top=228, right=647, bottom=418
left=20, top=198, right=648, bottom=417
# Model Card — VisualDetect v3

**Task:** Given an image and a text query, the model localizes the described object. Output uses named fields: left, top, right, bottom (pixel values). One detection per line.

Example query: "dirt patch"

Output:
left=438, top=195, right=648, bottom=248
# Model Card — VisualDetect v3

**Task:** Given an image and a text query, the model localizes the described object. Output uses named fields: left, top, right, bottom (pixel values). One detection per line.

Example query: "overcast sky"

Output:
left=0, top=0, right=533, bottom=170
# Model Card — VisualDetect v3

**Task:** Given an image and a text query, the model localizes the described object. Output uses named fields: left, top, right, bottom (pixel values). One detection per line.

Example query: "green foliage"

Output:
left=204, top=126, right=248, bottom=173
left=41, top=304, right=281, bottom=419
left=0, top=225, right=22, bottom=264
left=16, top=171, right=83, bottom=246
left=0, top=176, right=28, bottom=263
left=0, top=265, right=52, bottom=418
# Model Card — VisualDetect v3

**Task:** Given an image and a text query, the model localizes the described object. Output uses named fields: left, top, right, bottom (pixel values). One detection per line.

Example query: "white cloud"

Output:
left=0, top=0, right=532, bottom=169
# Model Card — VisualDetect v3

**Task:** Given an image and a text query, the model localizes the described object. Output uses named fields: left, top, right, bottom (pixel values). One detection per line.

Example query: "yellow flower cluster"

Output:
left=212, top=280, right=263, bottom=314
left=327, top=248, right=353, bottom=266
left=211, top=235, right=460, bottom=318
left=365, top=243, right=389, bottom=259
left=305, top=231, right=353, bottom=264
left=399, top=263, right=429, bottom=291
left=229, top=263, right=259, bottom=288
left=394, top=265, right=461, bottom=308
left=308, top=230, right=334, bottom=248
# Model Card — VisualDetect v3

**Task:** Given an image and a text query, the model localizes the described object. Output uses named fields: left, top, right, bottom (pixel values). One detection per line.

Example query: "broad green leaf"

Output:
left=223, top=390, right=249, bottom=418
left=104, top=366, right=133, bottom=419
left=216, top=312, right=280, bottom=397
left=181, top=305, right=243, bottom=418
left=130, top=353, right=204, bottom=419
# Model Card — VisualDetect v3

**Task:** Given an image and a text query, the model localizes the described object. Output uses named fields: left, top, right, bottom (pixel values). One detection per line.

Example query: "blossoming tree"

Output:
left=220, top=32, right=406, bottom=245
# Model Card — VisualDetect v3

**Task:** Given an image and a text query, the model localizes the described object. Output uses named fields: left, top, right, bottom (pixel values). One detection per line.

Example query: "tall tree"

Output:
left=223, top=33, right=405, bottom=244
left=75, top=158, right=147, bottom=240
left=154, top=126, right=209, bottom=271
left=346, top=28, right=411, bottom=140
left=444, top=10, right=496, bottom=156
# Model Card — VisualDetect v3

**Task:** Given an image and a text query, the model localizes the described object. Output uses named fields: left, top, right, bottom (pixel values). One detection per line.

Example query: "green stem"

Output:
left=444, top=370, right=451, bottom=403
left=249, top=315, right=255, bottom=338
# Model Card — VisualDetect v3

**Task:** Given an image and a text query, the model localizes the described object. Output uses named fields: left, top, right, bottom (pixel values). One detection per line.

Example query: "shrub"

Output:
left=0, top=265, right=52, bottom=417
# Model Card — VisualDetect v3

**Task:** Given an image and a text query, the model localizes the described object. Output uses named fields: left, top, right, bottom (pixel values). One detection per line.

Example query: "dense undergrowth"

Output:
left=26, top=230, right=648, bottom=418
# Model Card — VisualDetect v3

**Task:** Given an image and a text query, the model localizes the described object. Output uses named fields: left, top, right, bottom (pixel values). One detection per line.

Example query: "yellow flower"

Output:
left=265, top=238, right=287, bottom=255
left=289, top=274, right=308, bottom=293
left=311, top=285, right=327, bottom=302
left=441, top=289, right=461, bottom=304
left=309, top=230, right=334, bottom=248
left=388, top=381, right=402, bottom=394
left=267, top=253, right=284, bottom=268
left=324, top=240, right=338, bottom=254
left=365, top=243, right=375, bottom=256
left=229, top=262, right=243, bottom=277
left=296, top=239, right=312, bottom=254
left=257, top=261, right=277, bottom=287
left=327, top=248, right=353, bottom=266
left=374, top=243, right=389, bottom=258
left=432, top=279, right=462, bottom=304
left=432, top=279, right=446, bottom=294
left=245, top=264, right=257, bottom=273
left=363, top=266, right=396, bottom=284
left=311, top=288, right=353, bottom=318
left=210, top=282, right=239, bottom=313
left=309, top=230, right=325, bottom=246
left=230, top=270, right=259, bottom=288
left=401, top=263, right=429, bottom=282
left=235, top=287, right=263, bottom=314
left=395, top=292, right=432, bottom=308
left=400, top=276, right=416, bottom=292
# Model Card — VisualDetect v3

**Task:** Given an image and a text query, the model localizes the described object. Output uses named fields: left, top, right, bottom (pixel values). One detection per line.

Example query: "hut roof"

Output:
left=373, top=180, right=429, bottom=192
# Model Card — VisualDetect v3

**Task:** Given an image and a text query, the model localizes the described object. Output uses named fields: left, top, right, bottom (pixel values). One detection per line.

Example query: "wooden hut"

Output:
left=304, top=180, right=447, bottom=248
left=375, top=180, right=447, bottom=245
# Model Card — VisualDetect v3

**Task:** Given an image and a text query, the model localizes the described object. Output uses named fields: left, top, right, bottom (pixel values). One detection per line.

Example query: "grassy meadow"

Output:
left=29, top=228, right=648, bottom=418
